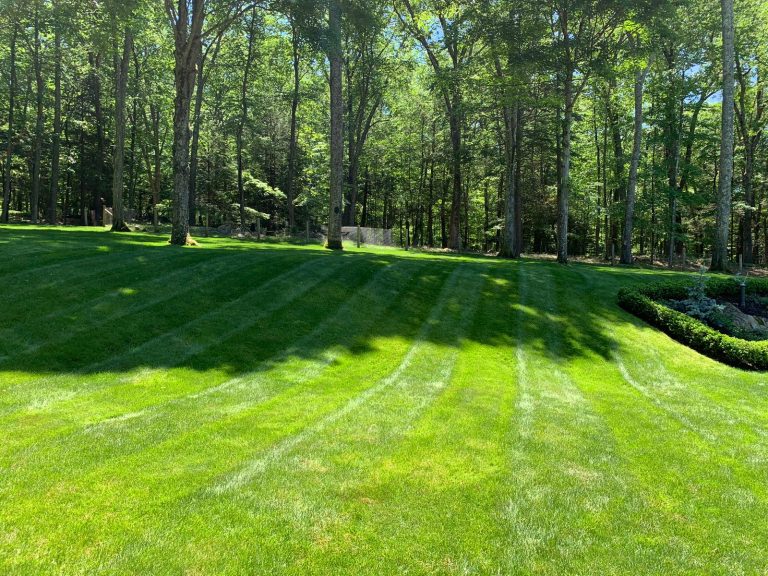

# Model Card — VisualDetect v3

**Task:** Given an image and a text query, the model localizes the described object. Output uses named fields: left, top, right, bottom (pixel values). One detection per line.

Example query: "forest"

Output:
left=0, top=0, right=763, bottom=266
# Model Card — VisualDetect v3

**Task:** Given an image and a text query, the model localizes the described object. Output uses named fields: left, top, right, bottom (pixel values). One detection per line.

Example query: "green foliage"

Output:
left=681, top=267, right=724, bottom=321
left=618, top=277, right=768, bottom=370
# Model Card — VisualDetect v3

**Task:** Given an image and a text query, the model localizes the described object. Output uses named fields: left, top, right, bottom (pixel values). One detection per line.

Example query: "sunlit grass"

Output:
left=1, top=226, right=766, bottom=575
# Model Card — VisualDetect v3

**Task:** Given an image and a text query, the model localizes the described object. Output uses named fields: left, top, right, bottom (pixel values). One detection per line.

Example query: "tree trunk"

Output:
left=607, top=79, right=625, bottom=251
left=30, top=6, right=44, bottom=224
left=189, top=44, right=204, bottom=226
left=711, top=0, right=735, bottom=271
left=621, top=63, right=650, bottom=264
left=557, top=75, right=574, bottom=264
left=361, top=166, right=370, bottom=227
left=48, top=10, right=61, bottom=224
left=286, top=19, right=300, bottom=232
left=326, top=0, right=344, bottom=250
left=169, top=0, right=204, bottom=246
left=499, top=102, right=518, bottom=258
left=2, top=23, right=17, bottom=223
left=514, top=106, right=523, bottom=253
left=91, top=52, right=106, bottom=218
left=111, top=30, right=133, bottom=232
left=448, top=106, right=462, bottom=250
left=735, top=55, right=764, bottom=266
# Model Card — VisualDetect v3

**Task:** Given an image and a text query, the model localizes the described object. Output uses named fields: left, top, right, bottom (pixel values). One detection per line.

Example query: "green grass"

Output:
left=1, top=226, right=767, bottom=575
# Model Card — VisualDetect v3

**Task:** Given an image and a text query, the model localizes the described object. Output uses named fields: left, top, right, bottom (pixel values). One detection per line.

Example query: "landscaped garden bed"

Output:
left=618, top=273, right=768, bottom=370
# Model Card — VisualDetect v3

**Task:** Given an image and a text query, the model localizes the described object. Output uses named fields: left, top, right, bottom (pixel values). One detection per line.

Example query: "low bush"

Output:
left=618, top=277, right=768, bottom=370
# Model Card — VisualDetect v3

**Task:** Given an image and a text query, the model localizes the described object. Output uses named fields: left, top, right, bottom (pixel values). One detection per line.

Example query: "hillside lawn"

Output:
left=1, top=226, right=767, bottom=575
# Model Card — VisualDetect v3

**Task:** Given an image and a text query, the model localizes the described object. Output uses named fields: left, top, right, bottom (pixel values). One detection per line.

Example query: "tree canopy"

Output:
left=0, top=0, right=765, bottom=266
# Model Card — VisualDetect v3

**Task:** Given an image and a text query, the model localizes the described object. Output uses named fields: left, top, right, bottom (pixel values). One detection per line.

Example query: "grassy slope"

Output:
left=1, top=226, right=766, bottom=575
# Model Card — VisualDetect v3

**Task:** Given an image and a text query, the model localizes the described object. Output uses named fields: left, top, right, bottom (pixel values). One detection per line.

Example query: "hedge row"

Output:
left=617, top=278, right=768, bottom=371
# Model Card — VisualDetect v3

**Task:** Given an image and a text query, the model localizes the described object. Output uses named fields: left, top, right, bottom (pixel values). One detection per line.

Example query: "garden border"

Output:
left=617, top=277, right=768, bottom=371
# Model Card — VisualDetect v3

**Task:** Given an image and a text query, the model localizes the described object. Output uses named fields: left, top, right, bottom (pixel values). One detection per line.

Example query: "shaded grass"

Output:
left=1, top=226, right=767, bottom=575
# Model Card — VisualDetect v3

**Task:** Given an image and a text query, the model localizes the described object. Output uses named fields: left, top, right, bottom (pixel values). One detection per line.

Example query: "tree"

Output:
left=551, top=0, right=618, bottom=263
left=395, top=0, right=476, bottom=250
left=341, top=3, right=389, bottom=227
left=112, top=27, right=134, bottom=231
left=1, top=18, right=18, bottom=223
left=711, top=0, right=736, bottom=271
left=236, top=11, right=258, bottom=231
left=166, top=0, right=205, bottom=245
left=621, top=26, right=653, bottom=265
left=326, top=0, right=344, bottom=249
left=734, top=55, right=764, bottom=265
left=48, top=0, right=62, bottom=224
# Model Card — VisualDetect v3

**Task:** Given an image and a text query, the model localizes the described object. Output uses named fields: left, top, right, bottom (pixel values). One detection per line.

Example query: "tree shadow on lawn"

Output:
left=0, top=227, right=669, bottom=381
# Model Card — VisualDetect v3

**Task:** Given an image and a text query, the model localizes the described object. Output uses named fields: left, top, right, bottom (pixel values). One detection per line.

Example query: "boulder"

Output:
left=721, top=302, right=768, bottom=331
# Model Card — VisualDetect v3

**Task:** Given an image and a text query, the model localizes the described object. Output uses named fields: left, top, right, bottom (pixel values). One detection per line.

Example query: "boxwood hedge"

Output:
left=617, top=277, right=768, bottom=370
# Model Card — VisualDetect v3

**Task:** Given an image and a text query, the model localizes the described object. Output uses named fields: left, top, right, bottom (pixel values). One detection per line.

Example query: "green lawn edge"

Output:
left=618, top=278, right=768, bottom=371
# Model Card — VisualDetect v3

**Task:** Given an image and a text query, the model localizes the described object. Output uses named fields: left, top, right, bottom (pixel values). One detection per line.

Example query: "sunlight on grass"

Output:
left=0, top=227, right=766, bottom=575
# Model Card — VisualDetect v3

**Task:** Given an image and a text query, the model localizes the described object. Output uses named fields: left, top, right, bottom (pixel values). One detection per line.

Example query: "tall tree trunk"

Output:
left=557, top=73, right=574, bottom=264
left=360, top=166, right=370, bottom=227
left=30, top=6, right=44, bottom=224
left=742, top=146, right=755, bottom=264
left=621, top=62, right=650, bottom=264
left=48, top=9, right=61, bottom=224
left=286, top=19, right=300, bottom=232
left=448, top=105, right=462, bottom=250
left=79, top=92, right=88, bottom=224
left=91, top=53, right=106, bottom=218
left=144, top=102, right=163, bottom=229
left=2, top=23, right=17, bottom=223
left=326, top=0, right=344, bottom=250
left=735, top=55, right=765, bottom=266
left=168, top=0, right=204, bottom=246
left=111, top=30, right=133, bottom=232
left=606, top=78, right=625, bottom=253
left=499, top=102, right=518, bottom=258
left=427, top=125, right=435, bottom=247
left=514, top=106, right=523, bottom=253
left=188, top=44, right=204, bottom=226
left=440, top=171, right=448, bottom=248
left=711, top=0, right=735, bottom=271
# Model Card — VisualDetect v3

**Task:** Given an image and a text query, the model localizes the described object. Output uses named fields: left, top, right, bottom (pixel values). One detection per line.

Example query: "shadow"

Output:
left=0, top=226, right=673, bottom=386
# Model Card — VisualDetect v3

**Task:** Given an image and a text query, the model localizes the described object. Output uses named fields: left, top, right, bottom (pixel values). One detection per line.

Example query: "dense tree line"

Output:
left=0, top=0, right=765, bottom=266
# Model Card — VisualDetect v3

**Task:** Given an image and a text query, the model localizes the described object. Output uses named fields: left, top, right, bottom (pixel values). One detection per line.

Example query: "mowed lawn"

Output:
left=1, top=227, right=767, bottom=576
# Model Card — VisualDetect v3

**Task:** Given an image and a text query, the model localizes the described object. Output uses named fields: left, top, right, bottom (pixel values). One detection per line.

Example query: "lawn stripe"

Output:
left=0, top=257, right=425, bottom=484
left=96, top=263, right=483, bottom=574
left=613, top=352, right=717, bottom=441
left=500, top=260, right=664, bottom=574
left=1, top=259, right=456, bottom=573
left=554, top=265, right=768, bottom=573
left=211, top=263, right=478, bottom=493
left=612, top=341, right=768, bottom=473
left=0, top=250, right=245, bottom=358
left=0, top=252, right=321, bottom=413
left=0, top=247, right=144, bottom=287
left=275, top=263, right=517, bottom=574
left=100, top=251, right=344, bottom=372
left=0, top=247, right=161, bottom=311
left=623, top=344, right=768, bottom=437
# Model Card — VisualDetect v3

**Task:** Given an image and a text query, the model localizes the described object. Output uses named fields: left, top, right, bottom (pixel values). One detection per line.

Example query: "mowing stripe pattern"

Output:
left=1, top=228, right=767, bottom=575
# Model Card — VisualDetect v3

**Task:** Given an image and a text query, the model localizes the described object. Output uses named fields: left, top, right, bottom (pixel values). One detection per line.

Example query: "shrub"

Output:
left=618, top=277, right=768, bottom=371
left=681, top=268, right=724, bottom=321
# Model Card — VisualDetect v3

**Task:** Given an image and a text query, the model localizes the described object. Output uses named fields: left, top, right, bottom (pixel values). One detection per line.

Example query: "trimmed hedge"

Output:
left=618, top=277, right=768, bottom=371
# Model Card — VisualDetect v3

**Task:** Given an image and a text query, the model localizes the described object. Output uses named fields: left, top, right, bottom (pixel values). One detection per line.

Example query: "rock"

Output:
left=721, top=303, right=768, bottom=331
